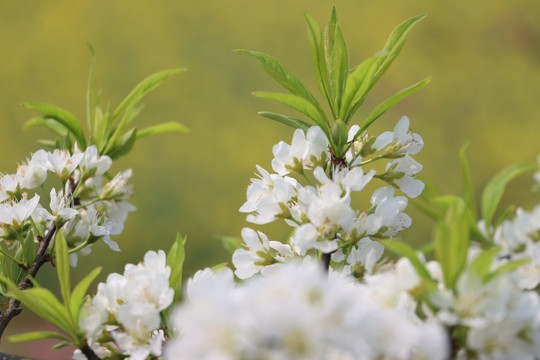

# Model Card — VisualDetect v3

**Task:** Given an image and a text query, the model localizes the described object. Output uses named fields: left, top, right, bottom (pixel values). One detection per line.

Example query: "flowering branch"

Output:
left=0, top=178, right=81, bottom=340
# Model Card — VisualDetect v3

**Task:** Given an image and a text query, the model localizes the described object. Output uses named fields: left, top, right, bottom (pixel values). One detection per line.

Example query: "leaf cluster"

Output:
left=238, top=7, right=429, bottom=159
left=23, top=47, right=188, bottom=159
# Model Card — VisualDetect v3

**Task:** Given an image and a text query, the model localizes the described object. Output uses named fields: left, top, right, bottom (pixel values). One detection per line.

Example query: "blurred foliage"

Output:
left=1, top=0, right=540, bottom=356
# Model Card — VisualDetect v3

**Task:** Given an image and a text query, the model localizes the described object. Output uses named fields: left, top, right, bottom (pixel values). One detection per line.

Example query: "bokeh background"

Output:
left=1, top=0, right=540, bottom=358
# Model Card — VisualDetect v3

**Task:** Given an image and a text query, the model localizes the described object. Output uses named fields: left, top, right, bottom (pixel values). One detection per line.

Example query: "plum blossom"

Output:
left=292, top=180, right=355, bottom=253
left=239, top=165, right=298, bottom=224
left=373, top=116, right=423, bottom=156
left=33, top=148, right=84, bottom=180
left=272, top=126, right=329, bottom=175
left=385, top=155, right=424, bottom=198
left=77, top=145, right=113, bottom=176
left=0, top=194, right=40, bottom=229
left=232, top=227, right=293, bottom=279
left=38, top=188, right=78, bottom=222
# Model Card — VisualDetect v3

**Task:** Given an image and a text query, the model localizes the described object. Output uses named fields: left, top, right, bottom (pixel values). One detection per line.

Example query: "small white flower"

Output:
left=101, top=169, right=133, bottom=200
left=33, top=149, right=84, bottom=180
left=232, top=227, right=293, bottom=279
left=38, top=188, right=78, bottom=222
left=271, top=127, right=329, bottom=175
left=239, top=165, right=298, bottom=224
left=0, top=194, right=40, bottom=228
left=374, top=116, right=423, bottom=155
left=386, top=155, right=424, bottom=198
left=77, top=145, right=113, bottom=176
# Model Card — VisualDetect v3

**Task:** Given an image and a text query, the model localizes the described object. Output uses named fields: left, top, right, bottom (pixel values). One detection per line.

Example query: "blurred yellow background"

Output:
left=1, top=0, right=540, bottom=357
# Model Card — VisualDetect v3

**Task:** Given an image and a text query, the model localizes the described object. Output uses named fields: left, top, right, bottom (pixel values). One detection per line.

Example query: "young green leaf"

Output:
left=494, top=205, right=516, bottom=228
left=70, top=266, right=101, bottom=324
left=340, top=53, right=382, bottom=122
left=137, top=121, right=189, bottom=139
left=166, top=233, right=187, bottom=305
left=220, top=236, right=243, bottom=255
left=253, top=92, right=329, bottom=131
left=22, top=231, right=36, bottom=269
left=380, top=240, right=436, bottom=286
left=110, top=68, right=185, bottom=124
left=484, top=258, right=530, bottom=283
left=1, top=279, right=74, bottom=337
left=235, top=50, right=320, bottom=110
left=371, top=14, right=426, bottom=87
left=107, top=128, right=138, bottom=160
left=23, top=116, right=68, bottom=137
left=481, top=162, right=538, bottom=230
left=22, top=103, right=87, bottom=148
left=359, top=77, right=431, bottom=133
left=305, top=13, right=333, bottom=114
left=257, top=112, right=312, bottom=131
left=469, top=247, right=500, bottom=282
left=434, top=197, right=469, bottom=290
left=9, top=331, right=70, bottom=343
left=55, top=231, right=71, bottom=309
left=327, top=9, right=349, bottom=113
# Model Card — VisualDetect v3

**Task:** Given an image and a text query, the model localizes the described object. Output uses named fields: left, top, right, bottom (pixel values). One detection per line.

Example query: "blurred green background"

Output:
left=1, top=0, right=540, bottom=357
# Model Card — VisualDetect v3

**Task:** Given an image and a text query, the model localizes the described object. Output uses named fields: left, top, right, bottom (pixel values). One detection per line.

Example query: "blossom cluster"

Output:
left=0, top=144, right=135, bottom=266
left=74, top=250, right=174, bottom=360
left=234, top=116, right=424, bottom=280
left=166, top=261, right=449, bottom=360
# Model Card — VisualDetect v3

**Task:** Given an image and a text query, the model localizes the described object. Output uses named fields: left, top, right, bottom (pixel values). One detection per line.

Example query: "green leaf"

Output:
left=434, top=197, right=469, bottom=290
left=220, top=236, right=243, bottom=255
left=87, top=45, right=97, bottom=134
left=371, top=14, right=426, bottom=87
left=36, top=139, right=57, bottom=149
left=257, top=111, right=311, bottom=131
left=22, top=103, right=86, bottom=148
left=460, top=143, right=477, bottom=222
left=481, top=162, right=538, bottom=230
left=494, top=205, right=516, bottom=228
left=485, top=258, right=530, bottom=283
left=324, top=7, right=337, bottom=67
left=9, top=331, right=70, bottom=343
left=1, top=278, right=74, bottom=337
left=107, top=128, right=138, bottom=160
left=23, top=116, right=68, bottom=137
left=340, top=53, right=382, bottom=123
left=55, top=231, right=71, bottom=309
left=11, top=244, right=24, bottom=285
left=137, top=121, right=189, bottom=139
left=380, top=240, right=436, bottom=286
left=327, top=8, right=349, bottom=114
left=52, top=341, right=73, bottom=349
left=22, top=231, right=36, bottom=269
left=166, top=234, right=187, bottom=305
left=253, top=92, right=328, bottom=132
left=359, top=77, right=430, bottom=133
left=211, top=263, right=228, bottom=272
left=111, top=68, right=185, bottom=124
left=235, top=50, right=320, bottom=110
left=469, top=247, right=500, bottom=281
left=70, top=266, right=101, bottom=324
left=305, top=13, right=333, bottom=114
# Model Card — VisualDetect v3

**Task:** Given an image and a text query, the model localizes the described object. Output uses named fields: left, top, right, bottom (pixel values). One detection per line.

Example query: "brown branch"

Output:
left=80, top=345, right=101, bottom=360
